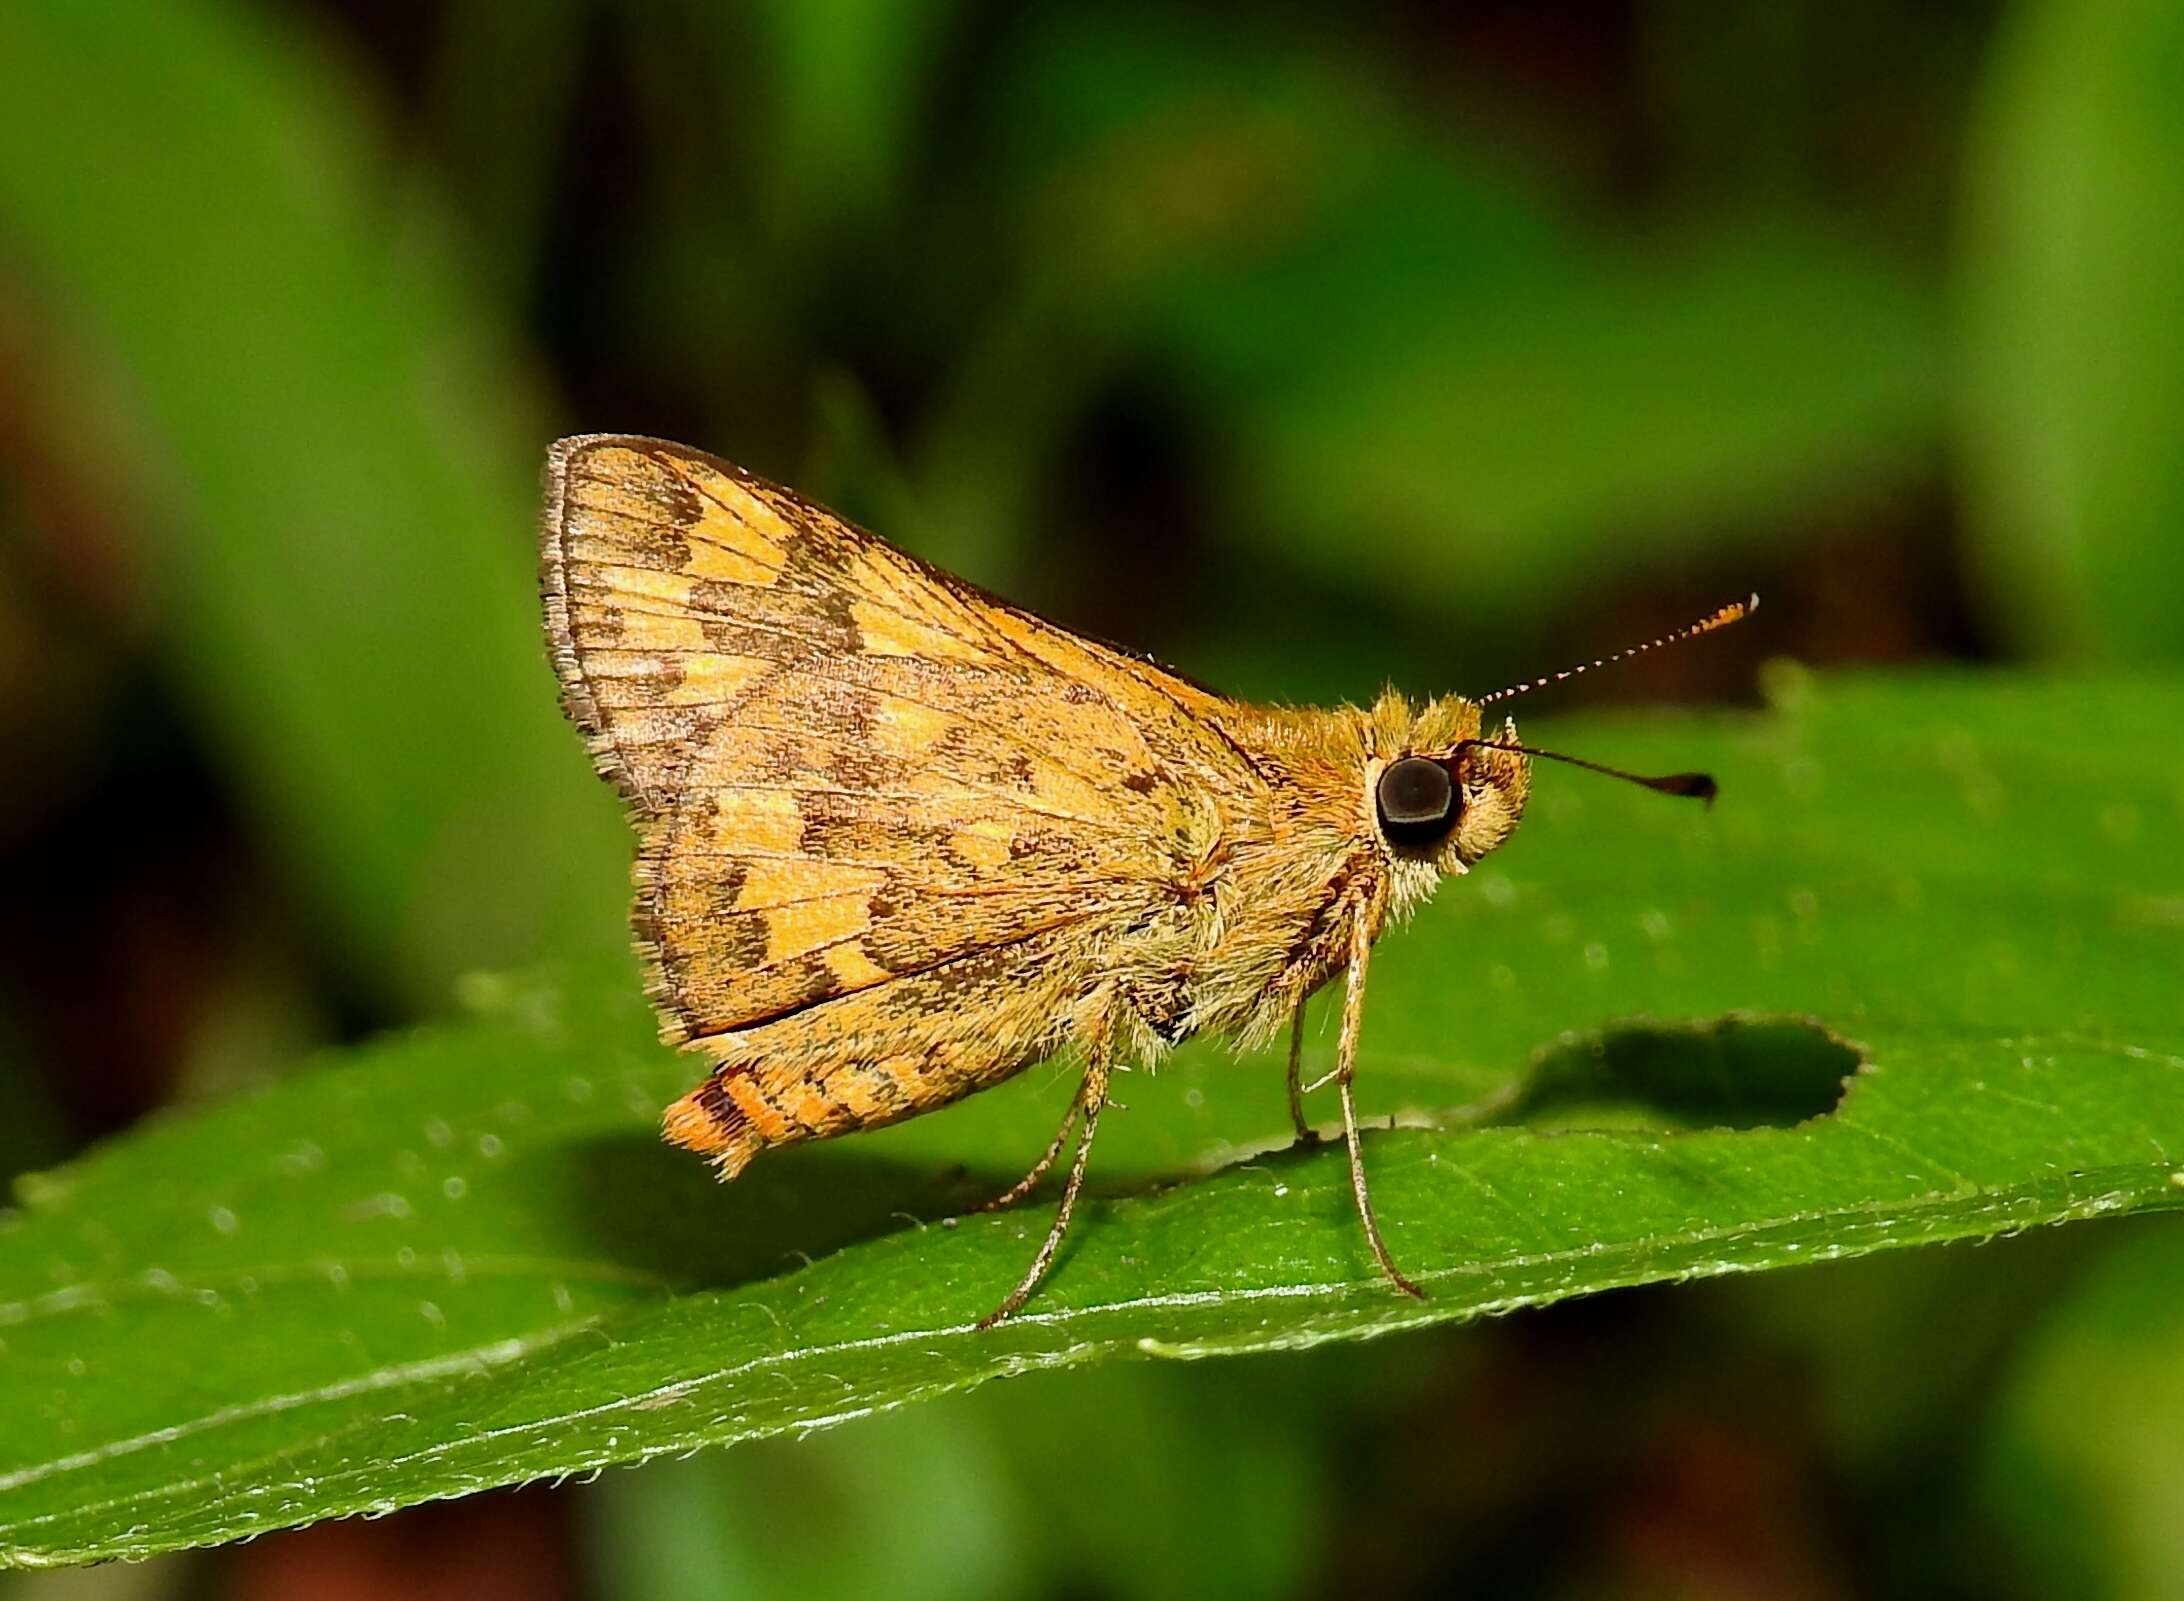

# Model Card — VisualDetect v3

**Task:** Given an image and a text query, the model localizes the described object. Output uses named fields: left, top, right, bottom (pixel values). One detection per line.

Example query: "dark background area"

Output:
left=2, top=1, right=2180, bottom=1597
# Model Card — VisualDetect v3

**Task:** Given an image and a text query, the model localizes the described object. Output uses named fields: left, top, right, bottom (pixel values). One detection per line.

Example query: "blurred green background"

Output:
left=1, top=1, right=2180, bottom=1597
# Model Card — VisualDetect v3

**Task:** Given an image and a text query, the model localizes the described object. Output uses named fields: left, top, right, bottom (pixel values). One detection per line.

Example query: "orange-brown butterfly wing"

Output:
left=541, top=435, right=1258, bottom=1168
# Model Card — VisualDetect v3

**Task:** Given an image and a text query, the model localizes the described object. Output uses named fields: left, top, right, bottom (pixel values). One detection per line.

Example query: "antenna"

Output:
left=1454, top=740, right=1718, bottom=807
left=1478, top=594, right=1758, bottom=707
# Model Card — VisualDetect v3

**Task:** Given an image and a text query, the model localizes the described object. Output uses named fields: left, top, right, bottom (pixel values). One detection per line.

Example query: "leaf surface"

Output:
left=3, top=673, right=2181, bottom=1565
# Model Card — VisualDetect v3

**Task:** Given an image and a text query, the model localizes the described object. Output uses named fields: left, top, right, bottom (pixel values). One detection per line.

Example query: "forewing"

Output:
left=540, top=434, right=1258, bottom=1045
left=543, top=433, right=865, bottom=815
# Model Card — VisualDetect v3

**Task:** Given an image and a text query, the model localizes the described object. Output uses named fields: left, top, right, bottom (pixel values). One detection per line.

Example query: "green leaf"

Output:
left=1957, top=0, right=2184, bottom=664
left=4, top=671, right=2182, bottom=1566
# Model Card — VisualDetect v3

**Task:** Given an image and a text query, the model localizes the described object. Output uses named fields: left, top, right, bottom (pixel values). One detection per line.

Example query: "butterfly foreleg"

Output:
left=977, top=1043, right=1114, bottom=1328
left=1284, top=1006, right=1322, bottom=1147
left=1334, top=906, right=1424, bottom=1301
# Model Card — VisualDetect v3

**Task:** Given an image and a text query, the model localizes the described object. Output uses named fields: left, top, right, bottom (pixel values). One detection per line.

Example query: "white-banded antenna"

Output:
left=1479, top=594, right=1759, bottom=707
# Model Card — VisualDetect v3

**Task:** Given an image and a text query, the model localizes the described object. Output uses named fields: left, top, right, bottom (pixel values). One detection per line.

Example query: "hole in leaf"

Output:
left=1491, top=1016, right=1860, bottom=1134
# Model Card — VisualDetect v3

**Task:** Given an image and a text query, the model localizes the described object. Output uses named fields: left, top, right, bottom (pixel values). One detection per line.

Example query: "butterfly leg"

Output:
left=1285, top=1006, right=1321, bottom=1147
left=973, top=1096, right=1080, bottom=1213
left=978, top=1048, right=1113, bottom=1328
left=1336, top=912, right=1424, bottom=1300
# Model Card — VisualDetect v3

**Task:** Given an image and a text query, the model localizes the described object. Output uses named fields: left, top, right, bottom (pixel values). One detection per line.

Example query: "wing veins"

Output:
left=694, top=769, right=1137, bottom=835
left=661, top=846, right=1145, bottom=904
left=567, top=552, right=1232, bottom=795
left=794, top=662, right=1140, bottom=793
left=659, top=466, right=1068, bottom=662
left=902, top=582, right=1251, bottom=792
left=568, top=562, right=794, bottom=602
left=729, top=886, right=881, bottom=912
left=670, top=466, right=1027, bottom=657
left=563, top=601, right=824, bottom=649
left=691, top=914, right=1098, bottom=1042
left=569, top=459, right=789, bottom=570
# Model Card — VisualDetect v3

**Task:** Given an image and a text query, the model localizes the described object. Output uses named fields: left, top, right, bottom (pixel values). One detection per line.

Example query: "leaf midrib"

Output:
left=7, top=1151, right=2174, bottom=1562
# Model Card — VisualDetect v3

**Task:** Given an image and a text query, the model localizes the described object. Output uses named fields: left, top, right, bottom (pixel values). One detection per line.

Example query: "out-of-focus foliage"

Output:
left=1, top=0, right=2180, bottom=1596
left=0, top=2, right=631, bottom=1009
left=1957, top=0, right=2184, bottom=664
left=1979, top=1225, right=2184, bottom=1601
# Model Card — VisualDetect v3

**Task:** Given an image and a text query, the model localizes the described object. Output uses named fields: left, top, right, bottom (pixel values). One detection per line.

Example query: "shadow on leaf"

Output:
left=551, top=1017, right=1860, bottom=1297
left=550, top=1133, right=1006, bottom=1295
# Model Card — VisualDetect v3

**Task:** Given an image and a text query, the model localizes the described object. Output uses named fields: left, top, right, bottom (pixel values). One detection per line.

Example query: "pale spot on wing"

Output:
left=863, top=692, right=1118, bottom=819
left=583, top=649, right=678, bottom=677
left=872, top=696, right=957, bottom=758
left=602, top=706, right=713, bottom=751
left=581, top=651, right=773, bottom=706
left=671, top=458, right=801, bottom=570
left=671, top=655, right=773, bottom=705
left=950, top=817, right=1015, bottom=869
left=587, top=606, right=711, bottom=653
left=836, top=1068, right=891, bottom=1120
left=736, top=858, right=884, bottom=909
left=823, top=943, right=891, bottom=989
left=763, top=895, right=870, bottom=963
left=852, top=593, right=990, bottom=661
left=685, top=539, right=783, bottom=586
left=571, top=563, right=697, bottom=613
left=1025, top=756, right=1124, bottom=819
left=700, top=788, right=802, bottom=854
left=847, top=550, right=996, bottom=663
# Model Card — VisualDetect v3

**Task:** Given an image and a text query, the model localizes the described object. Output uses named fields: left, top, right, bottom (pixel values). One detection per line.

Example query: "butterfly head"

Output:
left=1374, top=593, right=1756, bottom=881
left=1374, top=709, right=1531, bottom=876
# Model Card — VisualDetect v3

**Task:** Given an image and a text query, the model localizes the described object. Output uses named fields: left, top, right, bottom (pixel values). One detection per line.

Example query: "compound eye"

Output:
left=1375, top=756, right=1458, bottom=846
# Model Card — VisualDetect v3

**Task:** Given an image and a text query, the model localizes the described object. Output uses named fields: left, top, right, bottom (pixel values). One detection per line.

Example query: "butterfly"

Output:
left=539, top=434, right=1750, bottom=1323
